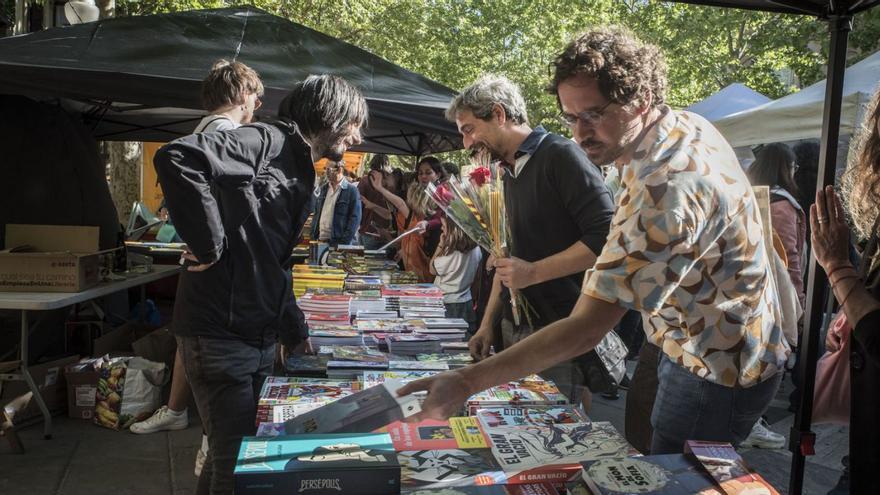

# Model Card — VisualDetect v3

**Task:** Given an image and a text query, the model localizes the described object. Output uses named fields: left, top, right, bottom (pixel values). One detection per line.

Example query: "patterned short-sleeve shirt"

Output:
left=582, top=107, right=790, bottom=388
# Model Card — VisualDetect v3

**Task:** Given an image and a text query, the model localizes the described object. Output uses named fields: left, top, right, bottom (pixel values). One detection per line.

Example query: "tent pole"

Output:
left=789, top=11, right=852, bottom=495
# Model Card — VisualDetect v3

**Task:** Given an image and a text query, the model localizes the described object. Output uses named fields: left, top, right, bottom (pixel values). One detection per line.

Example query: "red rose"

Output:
left=469, top=167, right=491, bottom=187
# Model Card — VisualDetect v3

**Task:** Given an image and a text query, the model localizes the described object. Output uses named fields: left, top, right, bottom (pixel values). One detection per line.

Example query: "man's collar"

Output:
left=514, top=125, right=548, bottom=159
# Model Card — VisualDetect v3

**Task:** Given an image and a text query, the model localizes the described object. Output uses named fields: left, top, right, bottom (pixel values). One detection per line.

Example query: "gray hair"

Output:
left=445, top=74, right=528, bottom=125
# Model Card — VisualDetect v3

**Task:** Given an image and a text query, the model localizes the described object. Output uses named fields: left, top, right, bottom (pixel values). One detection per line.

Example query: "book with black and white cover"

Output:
left=398, top=448, right=506, bottom=492
left=284, top=379, right=421, bottom=434
left=234, top=432, right=400, bottom=495
left=579, top=454, right=723, bottom=494
left=474, top=406, right=588, bottom=428
left=483, top=422, right=635, bottom=488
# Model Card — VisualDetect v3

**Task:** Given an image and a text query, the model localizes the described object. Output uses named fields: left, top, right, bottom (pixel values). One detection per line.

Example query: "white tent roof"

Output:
left=714, top=50, right=880, bottom=147
left=685, top=83, right=770, bottom=121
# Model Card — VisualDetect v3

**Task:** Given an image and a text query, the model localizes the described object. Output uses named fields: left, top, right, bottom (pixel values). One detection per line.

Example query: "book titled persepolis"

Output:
left=234, top=432, right=399, bottom=495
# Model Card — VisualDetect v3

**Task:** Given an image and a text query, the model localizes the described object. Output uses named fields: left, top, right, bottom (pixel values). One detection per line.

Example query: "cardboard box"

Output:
left=64, top=360, right=101, bottom=420
left=0, top=224, right=103, bottom=292
left=0, top=355, right=80, bottom=425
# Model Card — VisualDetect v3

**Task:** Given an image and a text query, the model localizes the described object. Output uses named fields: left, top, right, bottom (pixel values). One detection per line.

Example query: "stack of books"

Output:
left=292, top=266, right=347, bottom=297
left=298, top=293, right=352, bottom=319
left=344, top=275, right=384, bottom=292
left=308, top=327, right=364, bottom=348
left=255, top=377, right=358, bottom=426
left=356, top=318, right=423, bottom=334
left=387, top=334, right=442, bottom=355
left=441, top=341, right=471, bottom=353
left=466, top=375, right=568, bottom=414
left=416, top=352, right=474, bottom=369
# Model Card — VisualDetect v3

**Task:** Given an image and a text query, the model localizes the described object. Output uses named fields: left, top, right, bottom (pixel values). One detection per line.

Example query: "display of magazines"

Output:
left=474, top=405, right=588, bottom=428
left=466, top=375, right=568, bottom=414
left=234, top=432, right=400, bottom=495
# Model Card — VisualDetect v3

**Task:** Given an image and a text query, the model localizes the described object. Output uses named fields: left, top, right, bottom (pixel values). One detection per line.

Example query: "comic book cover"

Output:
left=257, top=378, right=356, bottom=406
left=331, top=346, right=389, bottom=363
left=466, top=376, right=568, bottom=413
left=474, top=406, right=588, bottom=428
left=362, top=370, right=438, bottom=389
left=234, top=433, right=399, bottom=495
left=580, top=454, right=723, bottom=494
left=483, top=422, right=635, bottom=488
left=390, top=360, right=450, bottom=371
left=398, top=448, right=506, bottom=493
left=685, top=441, right=780, bottom=494
left=387, top=417, right=489, bottom=450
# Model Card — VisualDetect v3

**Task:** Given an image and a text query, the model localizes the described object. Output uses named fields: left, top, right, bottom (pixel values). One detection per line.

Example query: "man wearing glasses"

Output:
left=446, top=74, right=615, bottom=410
left=401, top=28, right=788, bottom=455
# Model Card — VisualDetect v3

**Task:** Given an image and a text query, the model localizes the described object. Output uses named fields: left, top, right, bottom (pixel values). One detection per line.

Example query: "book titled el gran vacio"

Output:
left=234, top=432, right=399, bottom=495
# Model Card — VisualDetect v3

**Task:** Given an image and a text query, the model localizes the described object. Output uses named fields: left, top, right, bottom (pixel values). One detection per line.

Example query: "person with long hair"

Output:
left=748, top=142, right=807, bottom=308
left=370, top=170, right=435, bottom=281
left=430, top=216, right=482, bottom=335
left=818, top=86, right=880, bottom=493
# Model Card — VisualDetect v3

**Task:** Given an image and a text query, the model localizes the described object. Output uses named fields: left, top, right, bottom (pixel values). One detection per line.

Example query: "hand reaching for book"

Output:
left=396, top=370, right=471, bottom=422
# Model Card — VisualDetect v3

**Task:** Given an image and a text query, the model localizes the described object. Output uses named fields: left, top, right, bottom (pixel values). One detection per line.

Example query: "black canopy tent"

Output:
left=0, top=6, right=462, bottom=156
left=668, top=1, right=880, bottom=494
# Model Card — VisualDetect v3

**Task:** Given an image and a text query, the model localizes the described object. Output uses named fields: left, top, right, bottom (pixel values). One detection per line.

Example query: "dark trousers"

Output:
left=178, top=336, right=275, bottom=495
left=625, top=343, right=661, bottom=454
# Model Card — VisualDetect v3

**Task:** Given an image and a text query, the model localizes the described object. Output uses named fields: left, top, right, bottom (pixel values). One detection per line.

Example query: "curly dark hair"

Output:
left=547, top=27, right=667, bottom=109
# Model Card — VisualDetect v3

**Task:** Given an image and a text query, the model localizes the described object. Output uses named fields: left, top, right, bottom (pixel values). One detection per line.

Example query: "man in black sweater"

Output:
left=154, top=75, right=366, bottom=495
left=450, top=74, right=614, bottom=408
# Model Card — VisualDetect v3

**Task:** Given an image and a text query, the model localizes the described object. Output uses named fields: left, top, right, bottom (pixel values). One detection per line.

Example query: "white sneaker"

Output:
left=194, top=434, right=208, bottom=477
left=741, top=418, right=786, bottom=449
left=130, top=406, right=188, bottom=434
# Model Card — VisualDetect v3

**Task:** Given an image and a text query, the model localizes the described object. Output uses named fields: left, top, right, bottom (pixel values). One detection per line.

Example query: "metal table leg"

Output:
left=19, top=310, right=52, bottom=439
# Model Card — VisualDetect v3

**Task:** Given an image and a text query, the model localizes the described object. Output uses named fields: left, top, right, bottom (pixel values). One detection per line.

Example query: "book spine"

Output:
left=235, top=467, right=399, bottom=495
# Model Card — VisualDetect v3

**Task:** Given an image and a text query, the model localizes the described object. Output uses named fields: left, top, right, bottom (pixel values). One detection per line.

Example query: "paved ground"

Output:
left=1, top=369, right=847, bottom=494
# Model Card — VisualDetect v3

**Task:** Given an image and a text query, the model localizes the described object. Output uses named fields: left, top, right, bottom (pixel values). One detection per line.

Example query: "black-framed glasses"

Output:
left=558, top=100, right=613, bottom=129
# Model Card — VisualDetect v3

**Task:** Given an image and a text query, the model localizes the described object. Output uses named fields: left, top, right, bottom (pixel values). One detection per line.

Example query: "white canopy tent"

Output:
left=685, top=83, right=770, bottom=121
left=714, top=50, right=880, bottom=147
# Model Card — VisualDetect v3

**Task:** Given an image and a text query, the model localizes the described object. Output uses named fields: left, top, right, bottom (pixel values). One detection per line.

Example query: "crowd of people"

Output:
left=129, top=24, right=879, bottom=495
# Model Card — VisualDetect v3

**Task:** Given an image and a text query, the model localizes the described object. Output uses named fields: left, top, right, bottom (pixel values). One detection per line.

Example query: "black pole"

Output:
left=789, top=12, right=852, bottom=495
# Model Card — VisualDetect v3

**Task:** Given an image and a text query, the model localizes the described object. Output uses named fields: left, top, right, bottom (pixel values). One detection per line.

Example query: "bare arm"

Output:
left=399, top=293, right=627, bottom=420
left=495, top=240, right=598, bottom=290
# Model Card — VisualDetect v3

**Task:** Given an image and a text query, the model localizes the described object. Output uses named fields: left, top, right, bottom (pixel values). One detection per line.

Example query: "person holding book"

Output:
left=130, top=59, right=264, bottom=477
left=445, top=74, right=616, bottom=409
left=400, top=28, right=789, bottom=455
left=429, top=215, right=483, bottom=336
left=154, top=75, right=366, bottom=495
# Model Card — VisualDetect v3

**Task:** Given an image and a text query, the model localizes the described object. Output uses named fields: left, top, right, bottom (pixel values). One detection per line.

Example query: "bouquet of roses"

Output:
left=426, top=155, right=533, bottom=327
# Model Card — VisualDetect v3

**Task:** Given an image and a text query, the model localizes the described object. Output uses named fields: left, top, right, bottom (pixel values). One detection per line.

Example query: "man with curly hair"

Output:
left=400, top=28, right=789, bottom=455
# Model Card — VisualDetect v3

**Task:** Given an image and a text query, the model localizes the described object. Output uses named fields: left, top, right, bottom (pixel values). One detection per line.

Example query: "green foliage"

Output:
left=113, top=0, right=880, bottom=141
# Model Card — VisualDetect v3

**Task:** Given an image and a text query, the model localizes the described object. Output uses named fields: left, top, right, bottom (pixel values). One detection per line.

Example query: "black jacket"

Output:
left=851, top=238, right=880, bottom=493
left=153, top=121, right=315, bottom=348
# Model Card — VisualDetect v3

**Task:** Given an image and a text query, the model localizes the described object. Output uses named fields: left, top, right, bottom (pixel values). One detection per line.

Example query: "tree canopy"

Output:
left=116, top=0, right=880, bottom=137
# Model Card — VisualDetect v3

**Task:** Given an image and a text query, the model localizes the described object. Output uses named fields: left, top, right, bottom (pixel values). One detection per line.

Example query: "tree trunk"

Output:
left=102, top=141, right=142, bottom=224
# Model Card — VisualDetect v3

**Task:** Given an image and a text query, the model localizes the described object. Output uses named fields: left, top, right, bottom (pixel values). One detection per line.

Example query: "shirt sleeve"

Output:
left=545, top=141, right=614, bottom=256
left=582, top=194, right=700, bottom=315
left=153, top=126, right=266, bottom=264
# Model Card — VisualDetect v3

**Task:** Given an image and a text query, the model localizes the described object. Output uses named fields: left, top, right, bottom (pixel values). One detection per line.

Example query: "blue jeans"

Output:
left=178, top=336, right=275, bottom=495
left=650, top=353, right=782, bottom=454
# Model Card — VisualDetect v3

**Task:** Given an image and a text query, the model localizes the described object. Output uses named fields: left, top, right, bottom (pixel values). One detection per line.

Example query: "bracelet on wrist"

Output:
left=831, top=273, right=859, bottom=288
left=839, top=281, right=862, bottom=307
left=826, top=263, right=856, bottom=281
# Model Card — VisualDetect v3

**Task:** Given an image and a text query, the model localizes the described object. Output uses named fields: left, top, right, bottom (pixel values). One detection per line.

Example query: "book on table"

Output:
left=234, top=432, right=400, bottom=495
